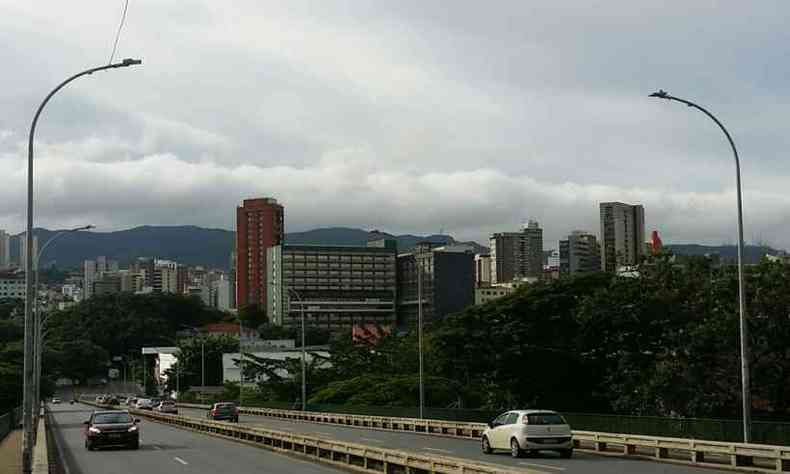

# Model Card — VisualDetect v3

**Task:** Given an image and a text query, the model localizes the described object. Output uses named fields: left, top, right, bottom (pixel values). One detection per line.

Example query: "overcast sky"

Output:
left=2, top=1, right=790, bottom=249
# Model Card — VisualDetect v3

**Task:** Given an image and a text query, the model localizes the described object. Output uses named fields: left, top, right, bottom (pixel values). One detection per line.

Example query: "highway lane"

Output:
left=179, top=407, right=733, bottom=474
left=48, top=403, right=346, bottom=474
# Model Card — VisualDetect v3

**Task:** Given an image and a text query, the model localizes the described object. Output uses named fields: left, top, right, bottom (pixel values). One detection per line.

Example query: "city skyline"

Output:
left=2, top=2, right=790, bottom=249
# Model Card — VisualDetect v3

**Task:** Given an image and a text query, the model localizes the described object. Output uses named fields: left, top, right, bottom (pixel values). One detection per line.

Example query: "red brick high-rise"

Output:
left=236, top=198, right=284, bottom=310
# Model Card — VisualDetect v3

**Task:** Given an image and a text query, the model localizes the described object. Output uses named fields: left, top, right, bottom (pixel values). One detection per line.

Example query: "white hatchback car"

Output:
left=481, top=410, right=573, bottom=458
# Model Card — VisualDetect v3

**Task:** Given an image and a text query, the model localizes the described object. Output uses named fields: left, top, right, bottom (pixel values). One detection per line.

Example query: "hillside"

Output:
left=12, top=226, right=487, bottom=270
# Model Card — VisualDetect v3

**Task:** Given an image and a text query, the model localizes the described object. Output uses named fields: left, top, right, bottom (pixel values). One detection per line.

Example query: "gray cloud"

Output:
left=0, top=0, right=789, bottom=250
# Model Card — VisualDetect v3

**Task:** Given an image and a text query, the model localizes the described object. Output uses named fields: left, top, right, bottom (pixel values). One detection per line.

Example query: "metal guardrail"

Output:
left=0, top=406, right=22, bottom=444
left=177, top=402, right=790, bottom=473
left=82, top=400, right=532, bottom=474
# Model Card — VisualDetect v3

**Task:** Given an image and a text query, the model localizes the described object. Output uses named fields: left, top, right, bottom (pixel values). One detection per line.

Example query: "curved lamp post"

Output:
left=22, top=58, right=141, bottom=473
left=649, top=90, right=750, bottom=442
left=32, top=224, right=94, bottom=426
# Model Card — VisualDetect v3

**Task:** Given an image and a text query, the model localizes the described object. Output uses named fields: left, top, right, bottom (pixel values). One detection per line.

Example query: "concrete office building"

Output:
left=489, top=220, right=544, bottom=283
left=474, top=254, right=491, bottom=287
left=237, top=197, right=284, bottom=311
left=0, top=271, right=25, bottom=299
left=600, top=202, right=645, bottom=272
left=267, top=240, right=397, bottom=331
left=83, top=256, right=120, bottom=299
left=559, top=231, right=601, bottom=276
left=474, top=285, right=514, bottom=305
left=396, top=242, right=475, bottom=326
left=0, top=230, right=10, bottom=269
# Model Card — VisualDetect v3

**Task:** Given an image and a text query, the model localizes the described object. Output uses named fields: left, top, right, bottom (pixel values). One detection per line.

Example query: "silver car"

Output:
left=481, top=410, right=573, bottom=458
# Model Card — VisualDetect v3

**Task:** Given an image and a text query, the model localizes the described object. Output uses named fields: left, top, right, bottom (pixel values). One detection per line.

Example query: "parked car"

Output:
left=134, top=398, right=153, bottom=410
left=127, top=398, right=138, bottom=407
left=154, top=401, right=178, bottom=414
left=51, top=398, right=61, bottom=404
left=84, top=410, right=140, bottom=450
left=106, top=396, right=119, bottom=406
left=481, top=410, right=573, bottom=458
left=206, top=402, right=239, bottom=422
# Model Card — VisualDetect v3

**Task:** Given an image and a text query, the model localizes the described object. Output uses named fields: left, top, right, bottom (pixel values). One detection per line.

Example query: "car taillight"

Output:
left=521, top=415, right=530, bottom=425
left=235, top=407, right=239, bottom=414
left=211, top=409, right=217, bottom=416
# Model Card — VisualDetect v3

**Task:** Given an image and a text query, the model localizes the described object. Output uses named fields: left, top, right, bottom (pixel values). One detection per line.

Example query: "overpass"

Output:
left=45, top=402, right=756, bottom=474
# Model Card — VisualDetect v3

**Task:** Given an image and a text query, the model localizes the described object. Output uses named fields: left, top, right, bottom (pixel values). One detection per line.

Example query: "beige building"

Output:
left=600, top=202, right=645, bottom=273
left=474, top=254, right=491, bottom=287
left=490, top=220, right=543, bottom=283
left=559, top=231, right=600, bottom=276
left=475, top=285, right=514, bottom=305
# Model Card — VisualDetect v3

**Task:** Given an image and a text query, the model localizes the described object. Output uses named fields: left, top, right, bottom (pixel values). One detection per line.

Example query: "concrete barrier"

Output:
left=176, top=402, right=790, bottom=473
left=32, top=416, right=48, bottom=474
left=82, top=400, right=532, bottom=474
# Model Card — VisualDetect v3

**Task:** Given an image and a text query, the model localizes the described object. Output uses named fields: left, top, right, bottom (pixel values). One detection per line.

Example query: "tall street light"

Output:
left=33, top=224, right=94, bottom=424
left=286, top=288, right=306, bottom=411
left=416, top=255, right=425, bottom=420
left=649, top=90, right=751, bottom=442
left=22, top=58, right=141, bottom=473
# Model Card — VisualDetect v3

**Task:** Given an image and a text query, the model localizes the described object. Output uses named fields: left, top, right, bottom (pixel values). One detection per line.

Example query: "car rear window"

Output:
left=526, top=413, right=566, bottom=425
left=93, top=413, right=132, bottom=424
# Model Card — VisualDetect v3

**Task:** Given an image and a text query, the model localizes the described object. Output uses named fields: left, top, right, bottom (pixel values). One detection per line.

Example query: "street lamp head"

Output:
left=121, top=58, right=143, bottom=67
left=649, top=89, right=670, bottom=99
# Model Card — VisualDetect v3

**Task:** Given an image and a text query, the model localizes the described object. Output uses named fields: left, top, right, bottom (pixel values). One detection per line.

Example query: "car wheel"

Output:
left=559, top=449, right=573, bottom=459
left=481, top=436, right=493, bottom=454
left=510, top=438, right=523, bottom=458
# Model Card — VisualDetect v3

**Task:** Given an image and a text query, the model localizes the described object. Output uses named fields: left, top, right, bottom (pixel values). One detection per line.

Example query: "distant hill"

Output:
left=666, top=244, right=780, bottom=265
left=12, top=226, right=488, bottom=270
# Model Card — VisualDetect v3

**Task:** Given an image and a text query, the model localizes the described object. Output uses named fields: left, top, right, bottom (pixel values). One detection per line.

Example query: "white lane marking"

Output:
left=359, top=437, right=383, bottom=443
left=422, top=447, right=453, bottom=453
left=519, top=461, right=566, bottom=471
left=174, top=457, right=188, bottom=465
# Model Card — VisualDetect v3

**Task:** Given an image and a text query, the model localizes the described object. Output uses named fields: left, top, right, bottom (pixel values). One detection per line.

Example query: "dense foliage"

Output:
left=238, top=258, right=790, bottom=419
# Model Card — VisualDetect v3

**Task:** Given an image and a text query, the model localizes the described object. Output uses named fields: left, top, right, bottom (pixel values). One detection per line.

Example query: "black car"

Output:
left=84, top=410, right=140, bottom=450
left=207, top=402, right=239, bottom=422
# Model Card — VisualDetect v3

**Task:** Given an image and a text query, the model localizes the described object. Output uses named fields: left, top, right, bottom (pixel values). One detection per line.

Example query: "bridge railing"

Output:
left=0, top=406, right=21, bottom=444
left=176, top=402, right=790, bottom=472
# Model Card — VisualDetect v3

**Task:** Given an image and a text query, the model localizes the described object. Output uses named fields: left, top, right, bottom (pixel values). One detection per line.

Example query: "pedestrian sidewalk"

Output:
left=0, top=430, right=22, bottom=474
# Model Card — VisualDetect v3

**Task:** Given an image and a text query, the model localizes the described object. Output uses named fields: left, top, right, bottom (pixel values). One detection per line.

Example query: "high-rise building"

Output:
left=396, top=242, right=475, bottom=326
left=489, top=220, right=544, bottom=283
left=0, top=230, right=10, bottom=269
left=83, top=259, right=97, bottom=300
left=559, top=231, right=600, bottom=276
left=18, top=233, right=39, bottom=268
left=474, top=254, right=491, bottom=287
left=236, top=197, right=284, bottom=310
left=267, top=240, right=397, bottom=331
left=599, top=202, right=645, bottom=272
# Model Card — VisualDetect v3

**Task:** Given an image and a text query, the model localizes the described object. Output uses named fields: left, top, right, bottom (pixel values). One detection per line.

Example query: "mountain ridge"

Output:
left=6, top=226, right=780, bottom=270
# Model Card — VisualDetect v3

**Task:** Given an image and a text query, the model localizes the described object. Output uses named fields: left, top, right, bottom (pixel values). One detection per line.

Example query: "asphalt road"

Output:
left=47, top=403, right=346, bottom=474
left=179, top=407, right=734, bottom=474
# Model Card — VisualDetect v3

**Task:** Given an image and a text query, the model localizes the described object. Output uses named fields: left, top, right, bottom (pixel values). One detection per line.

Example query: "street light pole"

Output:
left=22, top=58, right=141, bottom=474
left=649, top=90, right=751, bottom=442
left=416, top=256, right=424, bottom=420
left=301, top=298, right=306, bottom=412
left=32, top=225, right=94, bottom=424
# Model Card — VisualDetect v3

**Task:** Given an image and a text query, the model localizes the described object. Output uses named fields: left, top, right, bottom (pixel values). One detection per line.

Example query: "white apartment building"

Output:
left=474, top=254, right=491, bottom=286
left=0, top=230, right=10, bottom=269
left=0, top=273, right=25, bottom=299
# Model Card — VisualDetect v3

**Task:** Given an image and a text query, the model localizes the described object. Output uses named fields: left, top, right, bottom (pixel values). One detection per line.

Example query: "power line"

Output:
left=108, top=0, right=130, bottom=65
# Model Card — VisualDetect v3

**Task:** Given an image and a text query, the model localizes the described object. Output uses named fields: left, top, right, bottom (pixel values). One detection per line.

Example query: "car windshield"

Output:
left=526, top=413, right=566, bottom=425
left=93, top=413, right=132, bottom=424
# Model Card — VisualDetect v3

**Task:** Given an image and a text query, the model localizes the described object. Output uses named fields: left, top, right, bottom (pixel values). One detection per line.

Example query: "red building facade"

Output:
left=236, top=198, right=284, bottom=310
